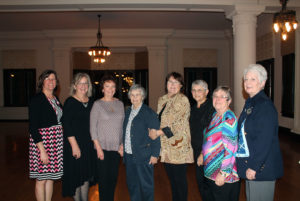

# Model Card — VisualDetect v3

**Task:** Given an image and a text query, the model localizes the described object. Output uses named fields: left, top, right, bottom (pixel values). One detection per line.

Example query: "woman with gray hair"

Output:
left=189, top=80, right=215, bottom=201
left=62, top=73, right=96, bottom=201
left=236, top=64, right=283, bottom=201
left=120, top=84, right=160, bottom=201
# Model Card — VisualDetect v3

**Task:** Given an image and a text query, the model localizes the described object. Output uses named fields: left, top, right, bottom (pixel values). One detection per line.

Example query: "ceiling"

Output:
left=0, top=11, right=233, bottom=32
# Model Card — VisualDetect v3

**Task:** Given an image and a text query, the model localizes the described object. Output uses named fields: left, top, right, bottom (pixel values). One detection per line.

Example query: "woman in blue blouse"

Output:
left=236, top=64, right=283, bottom=201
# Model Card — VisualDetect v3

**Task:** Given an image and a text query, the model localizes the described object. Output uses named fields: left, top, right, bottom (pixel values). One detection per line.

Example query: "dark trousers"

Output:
left=125, top=153, right=154, bottom=201
left=96, top=150, right=120, bottom=201
left=205, top=177, right=240, bottom=201
left=164, top=163, right=188, bottom=201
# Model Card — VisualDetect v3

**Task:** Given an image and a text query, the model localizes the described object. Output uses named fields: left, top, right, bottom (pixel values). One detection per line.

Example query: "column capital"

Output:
left=225, top=4, right=265, bottom=20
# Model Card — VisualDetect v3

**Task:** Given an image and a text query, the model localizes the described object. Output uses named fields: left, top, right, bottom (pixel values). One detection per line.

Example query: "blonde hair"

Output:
left=70, top=73, right=93, bottom=97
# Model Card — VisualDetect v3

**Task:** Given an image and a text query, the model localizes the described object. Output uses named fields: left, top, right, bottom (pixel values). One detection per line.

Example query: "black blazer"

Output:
left=123, top=104, right=160, bottom=164
left=29, top=92, right=62, bottom=143
left=236, top=90, right=283, bottom=181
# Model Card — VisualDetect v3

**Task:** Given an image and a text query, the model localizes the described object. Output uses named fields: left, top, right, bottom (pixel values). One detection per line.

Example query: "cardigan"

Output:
left=157, top=93, right=194, bottom=164
left=123, top=104, right=160, bottom=164
left=236, top=90, right=283, bottom=181
left=202, top=110, right=239, bottom=183
left=29, top=92, right=62, bottom=144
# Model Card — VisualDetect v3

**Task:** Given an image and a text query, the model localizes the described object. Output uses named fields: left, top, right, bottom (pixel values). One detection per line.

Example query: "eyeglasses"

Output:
left=77, top=82, right=89, bottom=86
left=45, top=77, right=56, bottom=82
left=168, top=80, right=180, bottom=85
left=192, top=89, right=205, bottom=93
left=212, top=95, right=228, bottom=100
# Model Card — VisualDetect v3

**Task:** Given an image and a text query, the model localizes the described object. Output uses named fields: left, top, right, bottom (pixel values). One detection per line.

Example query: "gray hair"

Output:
left=213, top=86, right=232, bottom=101
left=191, top=80, right=208, bottom=91
left=243, top=64, right=268, bottom=83
left=70, top=73, right=93, bottom=97
left=128, top=84, right=146, bottom=100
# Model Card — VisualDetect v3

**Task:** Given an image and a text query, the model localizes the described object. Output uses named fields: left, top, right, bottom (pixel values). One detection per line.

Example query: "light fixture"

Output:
left=88, top=15, right=111, bottom=63
left=273, top=0, right=298, bottom=41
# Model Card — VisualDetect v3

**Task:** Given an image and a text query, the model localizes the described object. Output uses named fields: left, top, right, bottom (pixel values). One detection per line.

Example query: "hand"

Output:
left=118, top=144, right=124, bottom=157
left=72, top=145, right=81, bottom=159
left=97, top=148, right=104, bottom=160
left=215, top=172, right=225, bottom=186
left=40, top=151, right=49, bottom=165
left=148, top=129, right=158, bottom=140
left=149, top=156, right=158, bottom=165
left=197, top=153, right=203, bottom=166
left=246, top=168, right=256, bottom=180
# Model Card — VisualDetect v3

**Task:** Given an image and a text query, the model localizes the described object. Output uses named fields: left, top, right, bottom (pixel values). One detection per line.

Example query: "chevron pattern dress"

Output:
left=202, top=110, right=239, bottom=183
left=29, top=98, right=63, bottom=180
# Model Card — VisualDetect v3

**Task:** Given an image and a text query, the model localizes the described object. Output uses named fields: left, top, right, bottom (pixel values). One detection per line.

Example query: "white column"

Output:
left=147, top=46, right=167, bottom=110
left=226, top=5, right=265, bottom=115
left=52, top=47, right=72, bottom=104
left=292, top=9, right=300, bottom=134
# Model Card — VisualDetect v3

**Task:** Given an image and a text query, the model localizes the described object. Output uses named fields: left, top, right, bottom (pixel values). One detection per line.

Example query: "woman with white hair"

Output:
left=121, top=84, right=160, bottom=201
left=236, top=64, right=283, bottom=201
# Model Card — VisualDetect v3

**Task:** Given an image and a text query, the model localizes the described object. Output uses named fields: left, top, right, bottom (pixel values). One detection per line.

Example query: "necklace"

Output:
left=73, top=95, right=89, bottom=107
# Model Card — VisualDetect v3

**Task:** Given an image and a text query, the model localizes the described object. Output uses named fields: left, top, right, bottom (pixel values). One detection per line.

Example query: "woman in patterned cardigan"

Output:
left=198, top=86, right=240, bottom=201
left=149, top=72, right=193, bottom=201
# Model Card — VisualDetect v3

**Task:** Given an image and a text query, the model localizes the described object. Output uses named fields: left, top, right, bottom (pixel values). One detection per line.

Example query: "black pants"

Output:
left=96, top=150, right=120, bottom=201
left=205, top=177, right=240, bottom=201
left=164, top=163, right=188, bottom=201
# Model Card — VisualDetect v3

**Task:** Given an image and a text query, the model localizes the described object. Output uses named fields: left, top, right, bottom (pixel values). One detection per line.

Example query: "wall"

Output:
left=0, top=29, right=231, bottom=119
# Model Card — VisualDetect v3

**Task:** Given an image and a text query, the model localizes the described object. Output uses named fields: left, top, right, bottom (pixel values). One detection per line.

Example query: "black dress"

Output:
left=62, top=97, right=96, bottom=197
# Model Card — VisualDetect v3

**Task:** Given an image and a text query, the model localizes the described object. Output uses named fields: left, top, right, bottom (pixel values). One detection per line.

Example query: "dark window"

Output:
left=257, top=58, right=274, bottom=101
left=73, top=69, right=148, bottom=107
left=281, top=53, right=295, bottom=118
left=3, top=69, right=36, bottom=107
left=184, top=67, right=217, bottom=105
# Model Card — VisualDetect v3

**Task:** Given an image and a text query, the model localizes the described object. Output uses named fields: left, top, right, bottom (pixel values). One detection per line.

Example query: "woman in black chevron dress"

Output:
left=29, top=70, right=63, bottom=201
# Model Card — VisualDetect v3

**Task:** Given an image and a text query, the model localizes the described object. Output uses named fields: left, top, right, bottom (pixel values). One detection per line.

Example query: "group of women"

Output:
left=29, top=63, right=283, bottom=201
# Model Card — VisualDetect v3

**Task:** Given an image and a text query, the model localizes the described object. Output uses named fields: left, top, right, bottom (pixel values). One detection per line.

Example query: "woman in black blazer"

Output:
left=29, top=70, right=63, bottom=201
left=236, top=64, right=283, bottom=201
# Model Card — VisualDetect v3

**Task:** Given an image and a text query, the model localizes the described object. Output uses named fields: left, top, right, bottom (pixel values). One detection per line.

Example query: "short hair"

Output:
left=244, top=64, right=268, bottom=83
left=213, top=86, right=232, bottom=101
left=37, top=69, right=59, bottom=93
left=100, top=74, right=117, bottom=92
left=191, top=80, right=208, bottom=91
left=128, top=84, right=146, bottom=101
left=70, top=73, right=93, bottom=97
left=165, top=72, right=184, bottom=93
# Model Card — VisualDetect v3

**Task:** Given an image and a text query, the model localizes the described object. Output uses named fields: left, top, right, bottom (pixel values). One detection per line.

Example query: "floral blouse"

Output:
left=157, top=93, right=194, bottom=164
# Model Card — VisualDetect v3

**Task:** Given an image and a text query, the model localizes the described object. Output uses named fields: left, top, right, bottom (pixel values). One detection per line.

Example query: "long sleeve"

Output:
left=147, top=110, right=160, bottom=158
left=29, top=96, right=42, bottom=143
left=220, top=112, right=238, bottom=175
left=62, top=98, right=75, bottom=138
left=90, top=102, right=100, bottom=141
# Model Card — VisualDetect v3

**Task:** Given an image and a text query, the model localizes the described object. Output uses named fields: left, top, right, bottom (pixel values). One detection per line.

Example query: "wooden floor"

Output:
left=0, top=122, right=299, bottom=201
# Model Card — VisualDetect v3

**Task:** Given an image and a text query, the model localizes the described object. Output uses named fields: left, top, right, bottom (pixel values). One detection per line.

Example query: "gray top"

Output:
left=90, top=99, right=125, bottom=151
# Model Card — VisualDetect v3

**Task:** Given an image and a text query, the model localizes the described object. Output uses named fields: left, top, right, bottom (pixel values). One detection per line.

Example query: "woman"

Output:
left=62, top=73, right=96, bottom=201
left=236, top=64, right=283, bottom=201
left=149, top=72, right=193, bottom=201
left=199, top=86, right=240, bottom=201
left=29, top=70, right=63, bottom=201
left=190, top=80, right=215, bottom=200
left=90, top=75, right=125, bottom=201
left=122, top=84, right=160, bottom=201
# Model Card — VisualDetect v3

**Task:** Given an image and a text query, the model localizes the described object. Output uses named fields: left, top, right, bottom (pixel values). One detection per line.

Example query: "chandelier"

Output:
left=88, top=15, right=111, bottom=63
left=273, top=0, right=298, bottom=41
